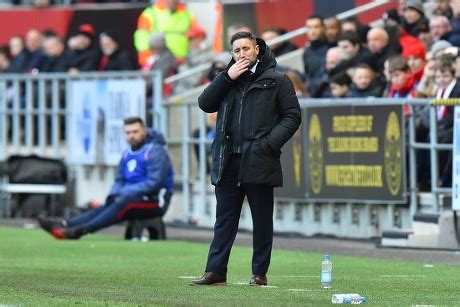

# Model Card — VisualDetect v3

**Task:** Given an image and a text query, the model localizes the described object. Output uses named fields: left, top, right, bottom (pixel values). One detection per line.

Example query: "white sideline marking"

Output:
left=178, top=276, right=199, bottom=279
left=261, top=285, right=278, bottom=288
left=233, top=282, right=249, bottom=285
left=380, top=275, right=426, bottom=278
left=424, top=264, right=434, bottom=268
left=281, top=275, right=318, bottom=278
left=287, top=289, right=307, bottom=292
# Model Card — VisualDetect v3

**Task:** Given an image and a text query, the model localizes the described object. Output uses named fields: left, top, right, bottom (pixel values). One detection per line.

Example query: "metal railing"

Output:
left=1, top=70, right=453, bottom=235
left=0, top=70, right=163, bottom=161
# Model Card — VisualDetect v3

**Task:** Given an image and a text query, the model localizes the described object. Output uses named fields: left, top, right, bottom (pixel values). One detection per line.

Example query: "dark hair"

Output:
left=124, top=117, right=145, bottom=126
left=262, top=27, right=287, bottom=36
left=354, top=63, right=375, bottom=72
left=329, top=71, right=351, bottom=86
left=230, top=31, right=256, bottom=45
left=307, top=14, right=324, bottom=25
left=436, top=61, right=455, bottom=75
left=338, top=31, right=360, bottom=46
left=0, top=45, right=11, bottom=59
left=342, top=16, right=362, bottom=30
left=388, top=56, right=409, bottom=73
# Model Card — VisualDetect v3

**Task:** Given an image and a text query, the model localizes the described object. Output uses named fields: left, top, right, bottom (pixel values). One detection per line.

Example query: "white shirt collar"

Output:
left=250, top=61, right=259, bottom=74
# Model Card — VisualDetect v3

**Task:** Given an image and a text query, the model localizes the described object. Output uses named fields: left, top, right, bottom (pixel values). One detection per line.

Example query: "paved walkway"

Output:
left=1, top=218, right=459, bottom=265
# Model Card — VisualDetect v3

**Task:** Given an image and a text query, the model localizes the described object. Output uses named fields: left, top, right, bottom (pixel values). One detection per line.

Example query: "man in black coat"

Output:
left=189, top=32, right=301, bottom=286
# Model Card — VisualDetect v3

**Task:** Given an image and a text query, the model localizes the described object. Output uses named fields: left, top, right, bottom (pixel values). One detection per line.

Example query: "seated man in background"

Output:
left=38, top=117, right=174, bottom=240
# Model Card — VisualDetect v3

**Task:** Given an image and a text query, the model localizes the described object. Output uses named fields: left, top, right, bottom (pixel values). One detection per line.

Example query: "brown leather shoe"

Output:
left=189, top=272, right=227, bottom=286
left=249, top=275, right=267, bottom=286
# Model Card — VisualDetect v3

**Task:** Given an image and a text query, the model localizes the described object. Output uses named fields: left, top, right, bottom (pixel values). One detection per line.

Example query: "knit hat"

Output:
left=187, top=26, right=206, bottom=39
left=402, top=42, right=425, bottom=60
left=405, top=0, right=425, bottom=16
left=77, top=24, right=96, bottom=39
left=430, top=40, right=452, bottom=55
left=149, top=32, right=166, bottom=49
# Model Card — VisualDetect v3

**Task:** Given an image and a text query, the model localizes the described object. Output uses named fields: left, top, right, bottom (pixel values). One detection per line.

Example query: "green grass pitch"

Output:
left=1, top=226, right=460, bottom=306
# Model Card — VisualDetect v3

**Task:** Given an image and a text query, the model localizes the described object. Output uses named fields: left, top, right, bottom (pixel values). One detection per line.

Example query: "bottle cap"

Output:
left=323, top=255, right=330, bottom=260
left=361, top=296, right=367, bottom=303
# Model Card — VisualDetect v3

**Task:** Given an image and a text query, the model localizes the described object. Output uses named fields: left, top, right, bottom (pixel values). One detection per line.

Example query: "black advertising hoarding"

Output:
left=305, top=104, right=406, bottom=203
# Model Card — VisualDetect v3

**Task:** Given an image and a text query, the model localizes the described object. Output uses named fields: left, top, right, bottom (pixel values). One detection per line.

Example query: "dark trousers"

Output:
left=67, top=198, right=162, bottom=233
left=205, top=154, right=274, bottom=277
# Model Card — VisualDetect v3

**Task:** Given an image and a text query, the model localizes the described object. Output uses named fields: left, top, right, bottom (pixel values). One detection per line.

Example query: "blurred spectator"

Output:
left=430, top=15, right=460, bottom=47
left=285, top=70, right=308, bottom=97
left=303, top=15, right=329, bottom=96
left=192, top=112, right=217, bottom=175
left=9, top=36, right=24, bottom=59
left=142, top=32, right=177, bottom=77
left=325, top=17, right=341, bottom=47
left=10, top=29, right=47, bottom=73
left=433, top=0, right=453, bottom=19
left=367, top=27, right=401, bottom=74
left=41, top=34, right=70, bottom=72
left=383, top=8, right=402, bottom=27
left=341, top=16, right=370, bottom=44
left=142, top=32, right=177, bottom=97
left=402, top=40, right=426, bottom=84
left=401, top=0, right=429, bottom=37
left=0, top=46, right=11, bottom=73
left=98, top=31, right=138, bottom=71
left=434, top=61, right=460, bottom=187
left=338, top=31, right=377, bottom=70
left=261, top=27, right=297, bottom=57
left=347, top=64, right=384, bottom=97
left=387, top=56, right=417, bottom=99
left=176, top=26, right=215, bottom=92
left=314, top=46, right=348, bottom=97
left=416, top=50, right=438, bottom=97
left=431, top=39, right=453, bottom=61
left=67, top=24, right=100, bottom=73
left=134, top=0, right=196, bottom=66
left=329, top=71, right=351, bottom=98
left=206, top=52, right=232, bottom=82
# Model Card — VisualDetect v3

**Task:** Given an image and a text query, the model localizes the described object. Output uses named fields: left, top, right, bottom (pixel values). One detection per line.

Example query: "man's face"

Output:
left=367, top=30, right=387, bottom=54
left=325, top=19, right=341, bottom=43
left=25, top=30, right=42, bottom=52
left=100, top=35, right=118, bottom=56
left=306, top=18, right=324, bottom=42
left=353, top=67, right=374, bottom=90
left=435, top=70, right=455, bottom=88
left=390, top=70, right=411, bottom=90
left=124, top=123, right=147, bottom=147
left=407, top=56, right=425, bottom=73
left=167, top=0, right=179, bottom=10
left=43, top=37, right=64, bottom=57
left=430, top=18, right=450, bottom=41
left=403, top=8, right=422, bottom=24
left=338, top=40, right=358, bottom=59
left=330, top=83, right=348, bottom=97
left=325, top=49, right=341, bottom=71
left=261, top=30, right=281, bottom=50
left=231, top=37, right=259, bottom=68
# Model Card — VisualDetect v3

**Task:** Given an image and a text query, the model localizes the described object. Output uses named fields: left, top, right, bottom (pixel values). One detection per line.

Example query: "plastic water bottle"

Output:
left=331, top=294, right=367, bottom=304
left=321, top=255, right=332, bottom=288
